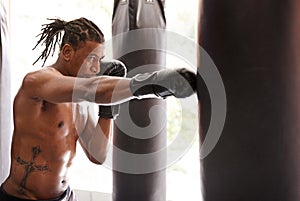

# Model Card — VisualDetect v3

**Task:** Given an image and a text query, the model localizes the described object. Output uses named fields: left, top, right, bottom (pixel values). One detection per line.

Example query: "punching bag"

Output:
left=198, top=0, right=300, bottom=200
left=111, top=1, right=167, bottom=201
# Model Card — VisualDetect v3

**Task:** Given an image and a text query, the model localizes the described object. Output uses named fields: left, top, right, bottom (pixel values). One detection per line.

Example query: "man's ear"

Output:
left=61, top=44, right=74, bottom=61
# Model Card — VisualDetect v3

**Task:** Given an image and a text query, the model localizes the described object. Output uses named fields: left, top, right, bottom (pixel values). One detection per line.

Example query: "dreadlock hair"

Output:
left=32, top=17, right=105, bottom=66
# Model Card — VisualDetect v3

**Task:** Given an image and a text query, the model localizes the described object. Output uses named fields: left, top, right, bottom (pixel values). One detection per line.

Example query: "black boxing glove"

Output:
left=97, top=59, right=127, bottom=77
left=97, top=59, right=127, bottom=119
left=130, top=68, right=196, bottom=99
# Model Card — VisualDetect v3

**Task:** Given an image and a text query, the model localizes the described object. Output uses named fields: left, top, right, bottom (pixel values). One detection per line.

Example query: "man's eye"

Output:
left=87, top=55, right=98, bottom=63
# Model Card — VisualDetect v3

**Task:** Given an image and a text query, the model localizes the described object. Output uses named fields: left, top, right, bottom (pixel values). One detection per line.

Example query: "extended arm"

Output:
left=21, top=68, right=133, bottom=104
left=21, top=64, right=196, bottom=104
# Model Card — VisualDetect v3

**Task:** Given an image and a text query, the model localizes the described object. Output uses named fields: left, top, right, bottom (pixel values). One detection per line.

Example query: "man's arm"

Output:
left=78, top=105, right=112, bottom=164
left=21, top=64, right=196, bottom=104
left=77, top=60, right=128, bottom=164
left=21, top=68, right=133, bottom=104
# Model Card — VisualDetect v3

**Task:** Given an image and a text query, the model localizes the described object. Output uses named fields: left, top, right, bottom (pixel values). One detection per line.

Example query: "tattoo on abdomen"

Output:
left=16, top=146, right=48, bottom=194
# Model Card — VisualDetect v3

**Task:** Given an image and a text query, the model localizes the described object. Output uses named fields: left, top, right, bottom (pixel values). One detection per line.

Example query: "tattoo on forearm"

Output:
left=16, top=146, right=49, bottom=194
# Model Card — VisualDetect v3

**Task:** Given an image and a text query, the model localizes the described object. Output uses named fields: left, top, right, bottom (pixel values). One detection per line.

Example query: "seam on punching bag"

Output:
left=128, top=0, right=137, bottom=30
left=157, top=0, right=166, bottom=23
left=113, top=0, right=128, bottom=20
left=112, top=0, right=120, bottom=20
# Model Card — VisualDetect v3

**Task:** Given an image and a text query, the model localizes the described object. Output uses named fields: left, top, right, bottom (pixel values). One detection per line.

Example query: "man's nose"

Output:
left=90, top=62, right=100, bottom=74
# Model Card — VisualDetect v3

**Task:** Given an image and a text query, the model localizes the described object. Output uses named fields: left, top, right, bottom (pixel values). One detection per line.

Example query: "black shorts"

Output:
left=0, top=184, right=77, bottom=201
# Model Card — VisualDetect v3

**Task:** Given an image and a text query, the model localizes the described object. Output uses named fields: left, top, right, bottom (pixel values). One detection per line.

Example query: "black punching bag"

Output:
left=111, top=1, right=167, bottom=201
left=198, top=0, right=300, bottom=200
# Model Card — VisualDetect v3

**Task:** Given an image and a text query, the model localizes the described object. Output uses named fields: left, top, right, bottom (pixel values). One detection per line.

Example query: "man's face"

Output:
left=71, top=41, right=105, bottom=78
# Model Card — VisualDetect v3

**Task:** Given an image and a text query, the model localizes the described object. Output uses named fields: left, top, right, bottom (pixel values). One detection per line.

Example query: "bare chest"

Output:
left=37, top=102, right=76, bottom=137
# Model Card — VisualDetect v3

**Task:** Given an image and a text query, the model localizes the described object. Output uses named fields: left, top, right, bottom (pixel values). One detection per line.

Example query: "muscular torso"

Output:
left=3, top=85, right=87, bottom=199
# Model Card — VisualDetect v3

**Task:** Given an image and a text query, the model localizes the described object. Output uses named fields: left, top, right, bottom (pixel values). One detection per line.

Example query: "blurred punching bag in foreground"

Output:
left=111, top=1, right=167, bottom=201
left=198, top=0, right=300, bottom=200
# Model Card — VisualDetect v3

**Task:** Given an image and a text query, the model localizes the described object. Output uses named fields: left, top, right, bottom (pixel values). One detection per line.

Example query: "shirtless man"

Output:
left=0, top=17, right=196, bottom=201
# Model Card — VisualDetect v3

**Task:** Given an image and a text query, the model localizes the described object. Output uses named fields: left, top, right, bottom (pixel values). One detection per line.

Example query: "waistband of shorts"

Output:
left=0, top=183, right=70, bottom=201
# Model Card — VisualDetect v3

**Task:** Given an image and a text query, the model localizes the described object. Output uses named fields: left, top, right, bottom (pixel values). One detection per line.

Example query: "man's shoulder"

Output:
left=22, top=67, right=62, bottom=87
left=25, top=67, right=61, bottom=78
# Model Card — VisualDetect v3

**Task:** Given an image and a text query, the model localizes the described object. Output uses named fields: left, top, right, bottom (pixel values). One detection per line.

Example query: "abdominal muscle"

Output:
left=3, top=93, right=89, bottom=199
left=6, top=161, right=70, bottom=200
left=3, top=105, right=82, bottom=199
left=3, top=129, right=78, bottom=200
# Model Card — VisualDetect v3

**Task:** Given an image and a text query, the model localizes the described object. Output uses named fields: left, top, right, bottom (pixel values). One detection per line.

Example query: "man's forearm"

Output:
left=79, top=117, right=112, bottom=164
left=93, top=76, right=135, bottom=104
left=75, top=67, right=196, bottom=104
